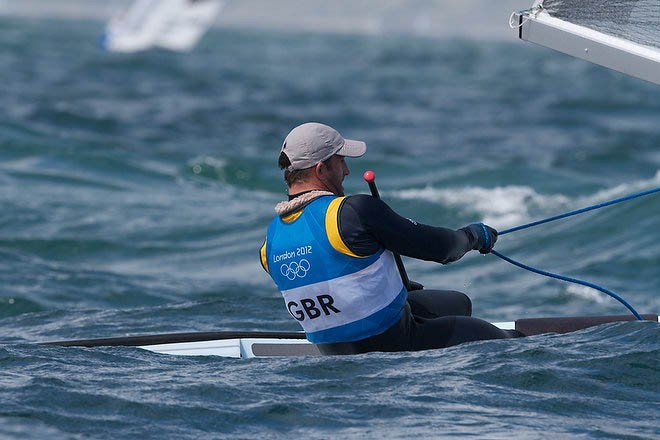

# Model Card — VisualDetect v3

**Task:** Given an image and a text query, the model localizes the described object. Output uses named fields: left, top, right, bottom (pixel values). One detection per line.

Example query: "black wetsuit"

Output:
left=314, top=194, right=514, bottom=355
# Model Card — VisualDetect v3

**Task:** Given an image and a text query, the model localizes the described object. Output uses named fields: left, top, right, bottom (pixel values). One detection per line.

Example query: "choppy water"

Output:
left=1, top=16, right=659, bottom=440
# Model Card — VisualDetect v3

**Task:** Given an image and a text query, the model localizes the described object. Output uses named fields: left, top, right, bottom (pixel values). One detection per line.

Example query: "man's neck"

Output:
left=288, top=189, right=317, bottom=201
left=288, top=181, right=330, bottom=197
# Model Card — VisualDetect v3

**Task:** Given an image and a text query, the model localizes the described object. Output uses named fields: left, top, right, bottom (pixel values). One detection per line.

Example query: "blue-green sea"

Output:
left=1, top=16, right=659, bottom=440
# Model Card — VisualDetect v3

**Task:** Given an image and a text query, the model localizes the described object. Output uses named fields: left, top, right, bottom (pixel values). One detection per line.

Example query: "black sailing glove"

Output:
left=463, top=223, right=498, bottom=254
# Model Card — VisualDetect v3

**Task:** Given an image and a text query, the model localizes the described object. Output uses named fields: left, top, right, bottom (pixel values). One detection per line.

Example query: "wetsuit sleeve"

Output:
left=338, top=194, right=477, bottom=264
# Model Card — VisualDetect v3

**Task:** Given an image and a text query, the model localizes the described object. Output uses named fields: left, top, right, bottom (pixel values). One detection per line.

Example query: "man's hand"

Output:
left=464, top=223, right=498, bottom=254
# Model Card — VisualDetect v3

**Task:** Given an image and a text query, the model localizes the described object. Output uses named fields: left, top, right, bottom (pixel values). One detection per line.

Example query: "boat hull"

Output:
left=46, top=314, right=658, bottom=358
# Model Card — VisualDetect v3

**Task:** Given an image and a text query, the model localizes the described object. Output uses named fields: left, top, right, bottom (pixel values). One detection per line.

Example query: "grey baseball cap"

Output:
left=280, top=122, right=367, bottom=171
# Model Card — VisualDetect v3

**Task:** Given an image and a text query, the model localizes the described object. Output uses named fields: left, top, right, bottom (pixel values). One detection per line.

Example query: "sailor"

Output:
left=260, top=122, right=514, bottom=355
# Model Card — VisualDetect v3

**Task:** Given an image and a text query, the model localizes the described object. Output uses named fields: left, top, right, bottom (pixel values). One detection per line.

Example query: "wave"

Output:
left=389, top=170, right=660, bottom=229
left=0, top=296, right=45, bottom=319
left=579, top=169, right=660, bottom=208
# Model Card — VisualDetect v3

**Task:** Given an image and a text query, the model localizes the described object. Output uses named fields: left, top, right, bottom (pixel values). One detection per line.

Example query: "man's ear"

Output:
left=314, top=161, right=326, bottom=178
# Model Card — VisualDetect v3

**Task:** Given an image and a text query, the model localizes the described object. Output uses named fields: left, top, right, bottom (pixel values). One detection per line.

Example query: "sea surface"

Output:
left=1, top=16, right=659, bottom=440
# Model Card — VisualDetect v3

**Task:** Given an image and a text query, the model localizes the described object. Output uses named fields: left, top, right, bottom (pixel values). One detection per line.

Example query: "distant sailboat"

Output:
left=511, top=0, right=660, bottom=85
left=100, top=0, right=223, bottom=53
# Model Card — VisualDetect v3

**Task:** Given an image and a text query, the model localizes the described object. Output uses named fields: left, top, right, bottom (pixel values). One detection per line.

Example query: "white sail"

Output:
left=155, top=0, right=224, bottom=51
left=511, top=0, right=660, bottom=85
left=100, top=0, right=223, bottom=53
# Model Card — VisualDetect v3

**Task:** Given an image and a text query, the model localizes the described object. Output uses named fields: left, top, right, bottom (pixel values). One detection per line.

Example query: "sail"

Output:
left=511, top=0, right=660, bottom=85
left=155, top=0, right=224, bottom=51
left=100, top=0, right=223, bottom=53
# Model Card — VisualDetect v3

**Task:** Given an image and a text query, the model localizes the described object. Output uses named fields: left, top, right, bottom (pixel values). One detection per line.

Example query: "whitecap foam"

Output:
left=576, top=170, right=660, bottom=208
left=390, top=185, right=569, bottom=228
left=188, top=155, right=227, bottom=176
left=565, top=284, right=610, bottom=304
left=390, top=170, right=660, bottom=229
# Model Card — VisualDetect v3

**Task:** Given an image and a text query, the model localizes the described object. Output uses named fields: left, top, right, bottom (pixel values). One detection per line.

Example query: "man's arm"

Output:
left=338, top=194, right=496, bottom=264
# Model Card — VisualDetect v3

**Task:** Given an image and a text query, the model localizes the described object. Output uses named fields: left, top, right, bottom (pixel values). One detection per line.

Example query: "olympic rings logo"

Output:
left=280, top=259, right=311, bottom=280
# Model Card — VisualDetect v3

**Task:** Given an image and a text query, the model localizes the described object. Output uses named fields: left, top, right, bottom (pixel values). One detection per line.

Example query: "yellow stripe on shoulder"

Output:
left=281, top=210, right=303, bottom=223
left=259, top=240, right=269, bottom=273
left=325, top=197, right=363, bottom=258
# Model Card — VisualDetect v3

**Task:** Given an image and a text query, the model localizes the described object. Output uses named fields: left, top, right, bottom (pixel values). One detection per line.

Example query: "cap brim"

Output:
left=337, top=139, right=367, bottom=158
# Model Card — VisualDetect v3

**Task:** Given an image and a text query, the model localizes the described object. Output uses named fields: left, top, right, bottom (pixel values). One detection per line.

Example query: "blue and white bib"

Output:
left=261, top=195, right=406, bottom=343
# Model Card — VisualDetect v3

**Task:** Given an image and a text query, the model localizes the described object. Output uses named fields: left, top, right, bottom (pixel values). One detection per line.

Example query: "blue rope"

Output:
left=491, top=250, right=643, bottom=320
left=491, top=186, right=659, bottom=321
left=499, top=187, right=660, bottom=235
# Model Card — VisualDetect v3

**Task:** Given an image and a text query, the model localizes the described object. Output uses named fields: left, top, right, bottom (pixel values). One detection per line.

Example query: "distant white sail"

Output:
left=511, top=0, right=660, bottom=85
left=100, top=0, right=223, bottom=53
left=155, top=0, right=223, bottom=51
